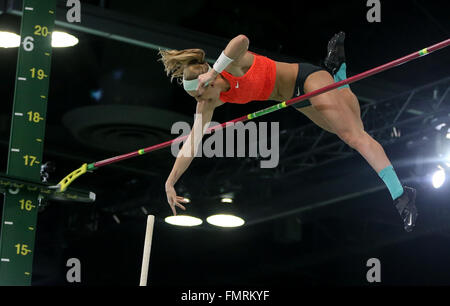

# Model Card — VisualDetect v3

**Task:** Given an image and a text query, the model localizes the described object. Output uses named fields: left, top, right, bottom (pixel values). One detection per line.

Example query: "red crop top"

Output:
left=219, top=52, right=276, bottom=104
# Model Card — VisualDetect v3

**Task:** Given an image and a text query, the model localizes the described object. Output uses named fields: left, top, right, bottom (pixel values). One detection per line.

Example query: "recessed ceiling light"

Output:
left=221, top=197, right=233, bottom=203
left=206, top=214, right=245, bottom=228
left=164, top=215, right=202, bottom=227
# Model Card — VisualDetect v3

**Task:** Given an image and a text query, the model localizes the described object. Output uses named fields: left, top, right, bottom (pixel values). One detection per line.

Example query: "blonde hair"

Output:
left=158, top=48, right=210, bottom=85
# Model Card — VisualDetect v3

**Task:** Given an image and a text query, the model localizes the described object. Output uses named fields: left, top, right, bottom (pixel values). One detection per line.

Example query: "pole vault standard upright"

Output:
left=54, top=38, right=450, bottom=192
left=0, top=0, right=56, bottom=286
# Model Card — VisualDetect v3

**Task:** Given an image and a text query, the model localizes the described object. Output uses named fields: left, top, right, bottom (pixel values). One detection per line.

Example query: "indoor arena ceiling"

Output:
left=0, top=0, right=448, bottom=220
left=0, top=0, right=449, bottom=285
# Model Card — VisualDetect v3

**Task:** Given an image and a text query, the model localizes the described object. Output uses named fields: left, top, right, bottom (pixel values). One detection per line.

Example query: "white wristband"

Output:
left=213, top=51, right=234, bottom=73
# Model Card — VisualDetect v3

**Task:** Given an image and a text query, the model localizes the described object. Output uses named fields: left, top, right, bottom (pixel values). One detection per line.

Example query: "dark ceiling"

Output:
left=0, top=0, right=450, bottom=289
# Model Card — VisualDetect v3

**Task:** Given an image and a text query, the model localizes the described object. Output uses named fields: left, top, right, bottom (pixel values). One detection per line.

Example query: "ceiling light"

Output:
left=435, top=123, right=447, bottom=131
left=51, top=31, right=78, bottom=47
left=432, top=167, right=446, bottom=189
left=164, top=215, right=202, bottom=227
left=206, top=214, right=245, bottom=228
left=0, top=31, right=79, bottom=48
left=0, top=31, right=20, bottom=48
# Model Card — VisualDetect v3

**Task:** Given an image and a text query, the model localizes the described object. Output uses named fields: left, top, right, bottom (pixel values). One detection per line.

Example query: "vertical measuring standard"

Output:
left=0, top=0, right=56, bottom=285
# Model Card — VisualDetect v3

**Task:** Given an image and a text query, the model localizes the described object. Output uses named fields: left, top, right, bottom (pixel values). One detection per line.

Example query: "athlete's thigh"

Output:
left=304, top=70, right=361, bottom=134
left=294, top=105, right=335, bottom=133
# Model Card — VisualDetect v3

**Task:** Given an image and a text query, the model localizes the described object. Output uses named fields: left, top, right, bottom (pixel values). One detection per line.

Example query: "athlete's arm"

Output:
left=221, top=34, right=250, bottom=66
left=164, top=100, right=217, bottom=215
left=197, top=35, right=250, bottom=93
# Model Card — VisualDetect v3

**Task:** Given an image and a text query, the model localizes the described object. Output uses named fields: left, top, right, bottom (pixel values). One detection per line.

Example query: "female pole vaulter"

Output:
left=159, top=32, right=418, bottom=232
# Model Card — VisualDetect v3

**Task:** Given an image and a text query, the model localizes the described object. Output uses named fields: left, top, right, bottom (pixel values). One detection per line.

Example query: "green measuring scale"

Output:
left=0, top=0, right=56, bottom=286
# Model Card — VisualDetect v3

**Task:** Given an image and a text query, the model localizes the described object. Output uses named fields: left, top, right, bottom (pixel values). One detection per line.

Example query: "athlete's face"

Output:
left=187, top=79, right=220, bottom=103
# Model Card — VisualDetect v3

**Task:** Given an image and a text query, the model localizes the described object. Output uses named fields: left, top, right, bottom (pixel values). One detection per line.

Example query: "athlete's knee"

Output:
left=310, top=94, right=339, bottom=112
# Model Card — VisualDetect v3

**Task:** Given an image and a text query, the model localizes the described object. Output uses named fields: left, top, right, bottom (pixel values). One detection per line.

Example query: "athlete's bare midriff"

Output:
left=224, top=52, right=298, bottom=103
left=268, top=61, right=298, bottom=102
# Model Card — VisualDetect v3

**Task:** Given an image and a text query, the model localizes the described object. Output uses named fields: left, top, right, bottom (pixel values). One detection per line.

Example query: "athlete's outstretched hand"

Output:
left=165, top=184, right=188, bottom=216
left=196, top=69, right=218, bottom=95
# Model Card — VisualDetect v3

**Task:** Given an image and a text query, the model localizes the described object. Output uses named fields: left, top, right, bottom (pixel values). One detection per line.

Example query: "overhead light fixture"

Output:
left=434, top=122, right=450, bottom=140
left=0, top=31, right=78, bottom=48
left=206, top=214, right=245, bottom=228
left=51, top=31, right=79, bottom=47
left=431, top=166, right=446, bottom=189
left=221, top=197, right=233, bottom=204
left=164, top=215, right=202, bottom=227
left=0, top=31, right=20, bottom=48
left=432, top=117, right=450, bottom=163
left=434, top=123, right=447, bottom=131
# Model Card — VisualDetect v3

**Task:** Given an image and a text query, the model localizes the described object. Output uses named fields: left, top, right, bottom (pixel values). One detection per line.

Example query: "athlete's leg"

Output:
left=322, top=36, right=405, bottom=202
left=305, top=70, right=404, bottom=199
left=294, top=105, right=335, bottom=133
left=315, top=31, right=417, bottom=232
left=292, top=63, right=335, bottom=133
left=337, top=87, right=363, bottom=130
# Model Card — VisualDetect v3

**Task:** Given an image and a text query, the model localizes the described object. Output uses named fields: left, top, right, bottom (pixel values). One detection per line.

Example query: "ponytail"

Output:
left=158, top=48, right=209, bottom=85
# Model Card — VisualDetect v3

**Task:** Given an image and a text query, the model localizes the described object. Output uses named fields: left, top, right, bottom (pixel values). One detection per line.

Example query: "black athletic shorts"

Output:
left=291, top=62, right=325, bottom=107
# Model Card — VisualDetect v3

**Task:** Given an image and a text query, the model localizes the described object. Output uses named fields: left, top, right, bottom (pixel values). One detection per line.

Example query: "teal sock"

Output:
left=333, top=62, right=350, bottom=90
left=378, top=165, right=404, bottom=200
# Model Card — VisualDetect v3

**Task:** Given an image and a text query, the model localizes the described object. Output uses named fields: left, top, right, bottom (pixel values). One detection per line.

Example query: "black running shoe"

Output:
left=323, top=31, right=346, bottom=75
left=393, top=185, right=418, bottom=232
